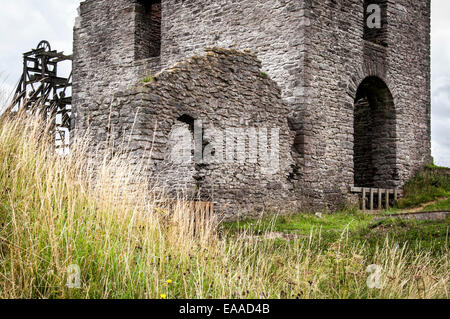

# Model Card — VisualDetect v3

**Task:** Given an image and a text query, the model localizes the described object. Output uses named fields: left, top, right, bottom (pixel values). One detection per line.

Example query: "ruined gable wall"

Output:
left=88, top=49, right=298, bottom=220
left=159, top=0, right=310, bottom=208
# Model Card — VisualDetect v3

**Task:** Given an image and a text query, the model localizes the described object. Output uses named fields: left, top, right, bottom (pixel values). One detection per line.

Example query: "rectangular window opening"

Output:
left=136, top=0, right=161, bottom=59
left=363, top=0, right=388, bottom=47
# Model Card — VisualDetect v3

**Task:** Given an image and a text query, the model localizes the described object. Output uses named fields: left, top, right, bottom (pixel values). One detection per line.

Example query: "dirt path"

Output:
left=400, top=197, right=448, bottom=213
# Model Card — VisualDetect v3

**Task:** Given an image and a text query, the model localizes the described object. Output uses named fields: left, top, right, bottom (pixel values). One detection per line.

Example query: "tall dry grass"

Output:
left=0, top=73, right=12, bottom=112
left=0, top=112, right=448, bottom=299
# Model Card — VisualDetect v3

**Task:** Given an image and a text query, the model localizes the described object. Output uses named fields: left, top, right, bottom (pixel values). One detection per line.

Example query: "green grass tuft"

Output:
left=423, top=198, right=450, bottom=212
left=142, top=73, right=156, bottom=84
left=426, top=163, right=450, bottom=171
left=395, top=168, right=450, bottom=209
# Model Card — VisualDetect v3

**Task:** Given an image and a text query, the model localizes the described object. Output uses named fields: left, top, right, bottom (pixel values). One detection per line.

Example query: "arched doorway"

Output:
left=354, top=76, right=398, bottom=188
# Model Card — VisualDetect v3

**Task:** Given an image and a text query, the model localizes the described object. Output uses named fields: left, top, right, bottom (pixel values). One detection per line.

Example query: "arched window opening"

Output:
left=354, top=77, right=398, bottom=188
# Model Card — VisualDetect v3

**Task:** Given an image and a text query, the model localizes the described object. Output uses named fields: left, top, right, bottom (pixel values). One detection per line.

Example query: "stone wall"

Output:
left=387, top=0, right=432, bottom=184
left=160, top=0, right=308, bottom=103
left=363, top=0, right=388, bottom=47
left=135, top=0, right=161, bottom=59
left=72, top=0, right=432, bottom=215
left=87, top=48, right=298, bottom=220
left=354, top=77, right=397, bottom=188
left=72, top=0, right=163, bottom=133
left=299, top=0, right=431, bottom=209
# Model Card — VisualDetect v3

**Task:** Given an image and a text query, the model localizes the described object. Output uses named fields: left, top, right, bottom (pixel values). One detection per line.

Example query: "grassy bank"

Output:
left=395, top=165, right=450, bottom=210
left=224, top=210, right=449, bottom=254
left=0, top=114, right=448, bottom=299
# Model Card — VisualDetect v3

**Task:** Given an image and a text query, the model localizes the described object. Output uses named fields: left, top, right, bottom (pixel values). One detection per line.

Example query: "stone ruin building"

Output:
left=72, top=0, right=432, bottom=219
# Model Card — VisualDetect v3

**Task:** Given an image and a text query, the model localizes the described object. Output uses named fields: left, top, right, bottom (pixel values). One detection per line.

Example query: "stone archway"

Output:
left=354, top=76, right=398, bottom=188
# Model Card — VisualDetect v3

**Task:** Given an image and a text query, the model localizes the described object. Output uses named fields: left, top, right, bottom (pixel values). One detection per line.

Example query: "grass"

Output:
left=426, top=163, right=450, bottom=171
left=423, top=198, right=450, bottom=212
left=0, top=112, right=448, bottom=299
left=223, top=209, right=373, bottom=242
left=142, top=73, right=156, bottom=84
left=224, top=210, right=449, bottom=254
left=0, top=72, right=12, bottom=111
left=359, top=218, right=449, bottom=253
left=395, top=167, right=450, bottom=210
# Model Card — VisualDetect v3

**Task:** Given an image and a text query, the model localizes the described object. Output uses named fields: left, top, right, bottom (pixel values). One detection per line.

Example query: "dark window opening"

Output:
left=363, top=0, right=388, bottom=47
left=177, top=114, right=195, bottom=133
left=176, top=115, right=213, bottom=163
left=136, top=0, right=161, bottom=59
left=354, top=77, right=398, bottom=188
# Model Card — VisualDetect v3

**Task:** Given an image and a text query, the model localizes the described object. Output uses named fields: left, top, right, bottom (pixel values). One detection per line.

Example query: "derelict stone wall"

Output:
left=72, top=0, right=432, bottom=215
left=86, top=48, right=298, bottom=220
left=72, top=0, right=162, bottom=133
left=157, top=0, right=310, bottom=207
left=299, top=0, right=431, bottom=210
left=135, top=1, right=161, bottom=59
left=385, top=0, right=432, bottom=185
left=160, top=0, right=308, bottom=103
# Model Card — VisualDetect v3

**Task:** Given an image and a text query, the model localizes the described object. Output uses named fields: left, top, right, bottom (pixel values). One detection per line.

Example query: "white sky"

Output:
left=0, top=0, right=448, bottom=166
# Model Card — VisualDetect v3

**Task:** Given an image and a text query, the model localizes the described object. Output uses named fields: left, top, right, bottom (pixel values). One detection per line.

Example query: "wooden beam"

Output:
left=378, top=188, right=383, bottom=209
left=362, top=188, right=366, bottom=211
left=369, top=188, right=374, bottom=211
left=350, top=186, right=362, bottom=193
left=385, top=189, right=390, bottom=209
left=351, top=187, right=403, bottom=196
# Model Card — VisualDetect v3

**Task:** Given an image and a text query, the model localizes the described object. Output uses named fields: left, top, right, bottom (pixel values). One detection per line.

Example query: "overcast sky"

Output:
left=0, top=1, right=448, bottom=166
